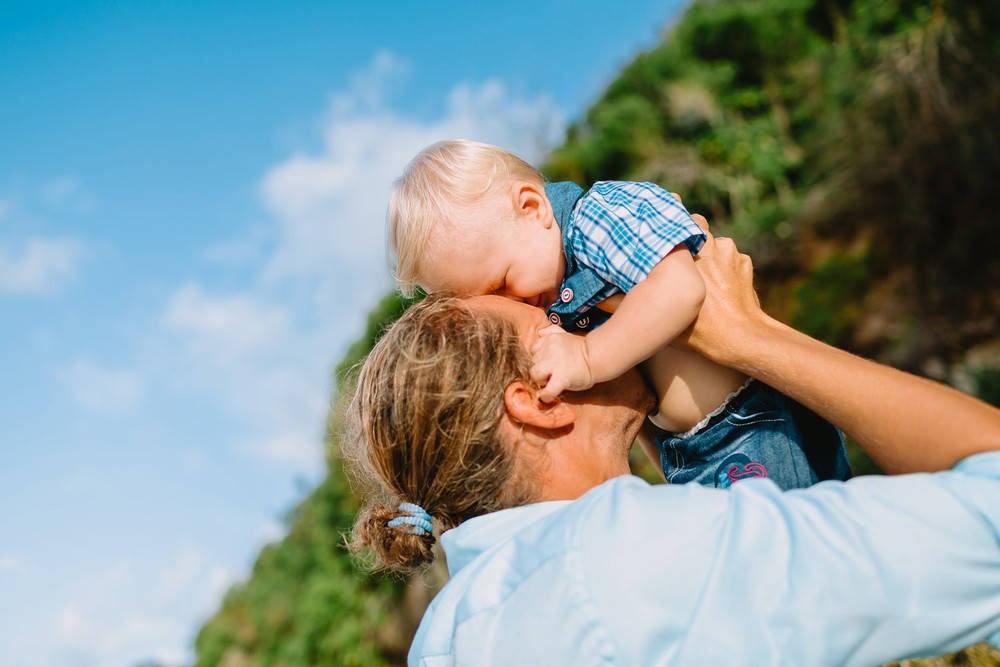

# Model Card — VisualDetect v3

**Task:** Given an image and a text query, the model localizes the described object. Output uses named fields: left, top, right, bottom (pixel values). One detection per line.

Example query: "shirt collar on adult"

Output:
left=439, top=501, right=571, bottom=577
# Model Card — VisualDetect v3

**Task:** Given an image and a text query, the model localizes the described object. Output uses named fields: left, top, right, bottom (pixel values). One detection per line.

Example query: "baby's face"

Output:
left=420, top=210, right=566, bottom=308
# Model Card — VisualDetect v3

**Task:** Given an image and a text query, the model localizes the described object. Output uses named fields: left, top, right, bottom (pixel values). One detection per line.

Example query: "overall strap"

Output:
left=544, top=182, right=616, bottom=332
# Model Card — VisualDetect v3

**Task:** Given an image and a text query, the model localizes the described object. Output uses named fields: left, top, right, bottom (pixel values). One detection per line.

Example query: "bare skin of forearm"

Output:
left=687, top=239, right=1000, bottom=473
left=720, top=317, right=1000, bottom=472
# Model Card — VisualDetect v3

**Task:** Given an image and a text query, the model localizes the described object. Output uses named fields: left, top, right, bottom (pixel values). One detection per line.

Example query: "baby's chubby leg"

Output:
left=594, top=293, right=747, bottom=433
left=640, top=346, right=748, bottom=433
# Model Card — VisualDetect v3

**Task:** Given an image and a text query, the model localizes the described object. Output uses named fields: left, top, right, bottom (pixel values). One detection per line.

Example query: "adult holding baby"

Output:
left=388, top=140, right=850, bottom=490
left=348, top=221, right=1000, bottom=666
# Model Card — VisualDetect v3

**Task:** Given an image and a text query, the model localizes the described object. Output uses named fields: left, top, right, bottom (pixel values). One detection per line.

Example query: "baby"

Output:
left=387, top=139, right=850, bottom=489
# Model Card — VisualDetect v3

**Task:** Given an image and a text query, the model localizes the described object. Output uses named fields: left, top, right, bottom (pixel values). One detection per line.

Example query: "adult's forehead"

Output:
left=466, top=295, right=547, bottom=338
left=466, top=294, right=539, bottom=316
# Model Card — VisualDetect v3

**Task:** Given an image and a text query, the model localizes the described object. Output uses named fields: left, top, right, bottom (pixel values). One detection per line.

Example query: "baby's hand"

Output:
left=530, top=326, right=595, bottom=402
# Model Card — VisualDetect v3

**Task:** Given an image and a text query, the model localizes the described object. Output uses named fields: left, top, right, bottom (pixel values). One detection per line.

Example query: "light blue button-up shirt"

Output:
left=410, top=452, right=1000, bottom=666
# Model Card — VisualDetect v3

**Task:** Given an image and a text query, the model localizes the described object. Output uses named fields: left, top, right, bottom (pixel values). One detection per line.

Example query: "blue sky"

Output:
left=0, top=1, right=687, bottom=664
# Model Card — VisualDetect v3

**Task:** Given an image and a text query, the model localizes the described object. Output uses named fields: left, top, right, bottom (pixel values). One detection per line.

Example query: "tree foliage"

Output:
left=548, top=0, right=1000, bottom=371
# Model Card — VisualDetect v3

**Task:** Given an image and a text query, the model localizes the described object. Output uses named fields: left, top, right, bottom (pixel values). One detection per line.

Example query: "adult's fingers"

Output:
left=691, top=213, right=710, bottom=235
left=689, top=213, right=716, bottom=259
left=668, top=191, right=713, bottom=243
left=700, top=236, right=761, bottom=310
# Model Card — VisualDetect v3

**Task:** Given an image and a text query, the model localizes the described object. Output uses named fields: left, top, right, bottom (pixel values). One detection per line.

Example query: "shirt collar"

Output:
left=439, top=501, right=571, bottom=577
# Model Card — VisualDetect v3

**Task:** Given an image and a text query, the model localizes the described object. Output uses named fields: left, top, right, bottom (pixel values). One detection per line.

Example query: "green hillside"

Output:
left=548, top=0, right=999, bottom=370
left=192, top=1, right=1000, bottom=665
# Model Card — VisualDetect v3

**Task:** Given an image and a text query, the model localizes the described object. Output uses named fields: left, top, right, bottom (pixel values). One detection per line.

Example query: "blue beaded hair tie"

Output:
left=387, top=501, right=433, bottom=536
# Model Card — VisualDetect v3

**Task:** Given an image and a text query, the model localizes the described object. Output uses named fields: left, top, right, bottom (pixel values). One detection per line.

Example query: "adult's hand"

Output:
left=674, top=215, right=769, bottom=369
left=677, top=213, right=1000, bottom=473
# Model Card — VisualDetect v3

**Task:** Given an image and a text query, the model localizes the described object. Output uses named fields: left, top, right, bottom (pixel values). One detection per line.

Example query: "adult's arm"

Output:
left=580, top=460, right=1000, bottom=666
left=682, top=228, right=1000, bottom=473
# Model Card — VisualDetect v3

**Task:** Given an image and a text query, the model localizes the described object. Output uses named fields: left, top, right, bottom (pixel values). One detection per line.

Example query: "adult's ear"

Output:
left=513, top=182, right=553, bottom=229
left=503, top=380, right=575, bottom=429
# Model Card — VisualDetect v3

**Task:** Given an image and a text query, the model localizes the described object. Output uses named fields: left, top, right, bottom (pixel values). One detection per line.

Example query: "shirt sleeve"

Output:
left=576, top=454, right=1000, bottom=666
left=567, top=181, right=706, bottom=292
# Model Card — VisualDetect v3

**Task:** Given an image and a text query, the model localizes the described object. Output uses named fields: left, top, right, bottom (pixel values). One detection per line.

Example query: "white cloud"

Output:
left=205, top=565, right=239, bottom=604
left=156, top=545, right=206, bottom=601
left=33, top=176, right=94, bottom=213
left=155, top=545, right=241, bottom=626
left=179, top=448, right=208, bottom=473
left=259, top=50, right=566, bottom=316
left=202, top=224, right=270, bottom=267
left=254, top=519, right=288, bottom=546
left=0, top=178, right=94, bottom=296
left=329, top=50, right=410, bottom=117
left=46, top=550, right=238, bottom=667
left=162, top=283, right=291, bottom=361
left=0, top=552, right=23, bottom=573
left=0, top=236, right=87, bottom=294
left=52, top=603, right=182, bottom=667
left=63, top=360, right=146, bottom=414
left=158, top=50, right=568, bottom=471
left=44, top=177, right=79, bottom=202
left=48, top=563, right=136, bottom=660
left=156, top=282, right=327, bottom=447
left=247, top=430, right=323, bottom=467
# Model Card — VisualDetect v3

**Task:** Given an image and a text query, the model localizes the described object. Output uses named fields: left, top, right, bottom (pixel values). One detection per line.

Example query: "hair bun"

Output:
left=352, top=502, right=435, bottom=574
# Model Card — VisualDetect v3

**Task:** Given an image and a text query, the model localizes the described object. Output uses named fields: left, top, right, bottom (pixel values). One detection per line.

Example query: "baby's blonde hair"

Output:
left=387, top=139, right=546, bottom=296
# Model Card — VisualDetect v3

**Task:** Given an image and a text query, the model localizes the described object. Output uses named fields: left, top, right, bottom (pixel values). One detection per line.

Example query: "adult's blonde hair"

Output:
left=346, top=294, right=539, bottom=573
left=387, top=139, right=546, bottom=296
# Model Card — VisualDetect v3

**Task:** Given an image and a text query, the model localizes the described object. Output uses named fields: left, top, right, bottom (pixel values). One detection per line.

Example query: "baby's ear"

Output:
left=514, top=182, right=553, bottom=228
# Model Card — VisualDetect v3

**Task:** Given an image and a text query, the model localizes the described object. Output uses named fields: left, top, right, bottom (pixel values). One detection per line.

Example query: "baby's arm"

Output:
left=532, top=246, right=704, bottom=402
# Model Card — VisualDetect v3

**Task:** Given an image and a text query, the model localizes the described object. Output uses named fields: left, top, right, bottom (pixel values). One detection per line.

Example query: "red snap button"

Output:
left=560, top=288, right=573, bottom=303
left=549, top=313, right=561, bottom=326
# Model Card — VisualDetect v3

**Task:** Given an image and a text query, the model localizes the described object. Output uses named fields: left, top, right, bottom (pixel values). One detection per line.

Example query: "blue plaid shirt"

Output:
left=545, top=181, right=706, bottom=331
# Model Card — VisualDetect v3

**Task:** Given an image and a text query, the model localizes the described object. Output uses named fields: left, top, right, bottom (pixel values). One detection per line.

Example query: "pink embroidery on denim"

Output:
left=727, top=461, right=769, bottom=483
